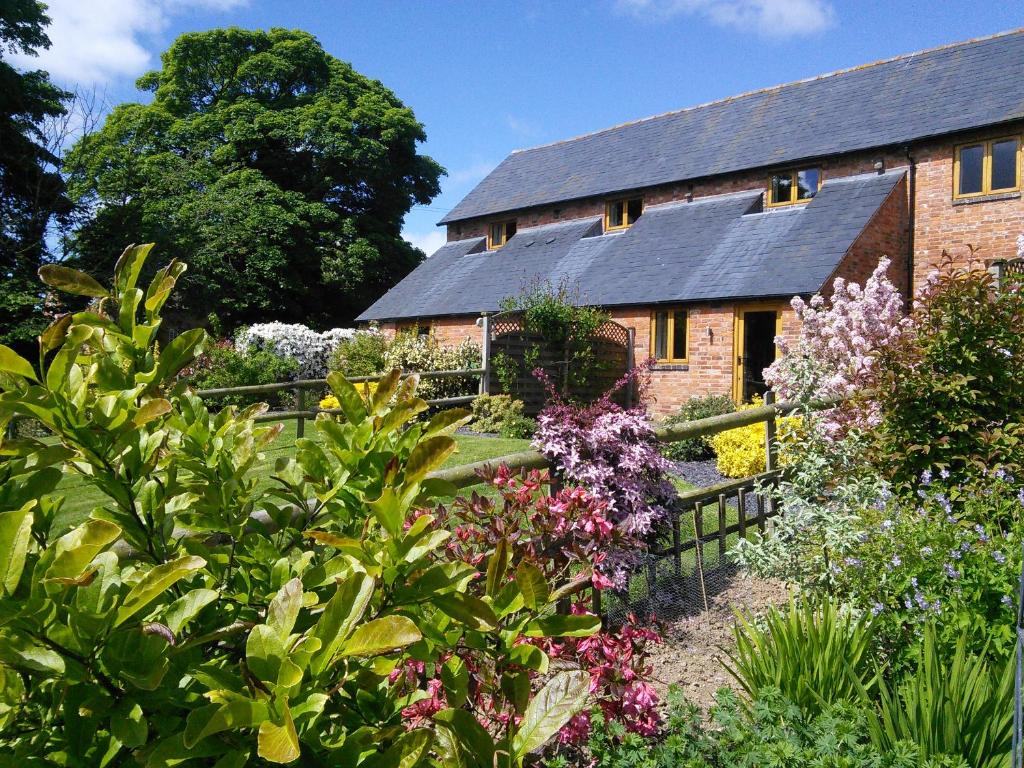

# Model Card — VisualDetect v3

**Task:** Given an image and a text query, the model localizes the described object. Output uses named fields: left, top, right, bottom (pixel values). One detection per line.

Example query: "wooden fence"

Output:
left=195, top=367, right=485, bottom=438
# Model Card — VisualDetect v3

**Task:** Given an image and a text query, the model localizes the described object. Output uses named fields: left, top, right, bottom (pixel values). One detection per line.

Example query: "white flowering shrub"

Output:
left=235, top=322, right=358, bottom=379
left=382, top=332, right=481, bottom=399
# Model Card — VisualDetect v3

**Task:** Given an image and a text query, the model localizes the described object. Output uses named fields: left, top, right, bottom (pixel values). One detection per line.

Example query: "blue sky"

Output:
left=16, top=0, right=1024, bottom=254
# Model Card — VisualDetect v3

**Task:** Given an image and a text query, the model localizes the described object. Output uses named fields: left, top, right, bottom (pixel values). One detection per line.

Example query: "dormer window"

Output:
left=767, top=168, right=820, bottom=207
left=488, top=220, right=517, bottom=249
left=605, top=197, right=643, bottom=231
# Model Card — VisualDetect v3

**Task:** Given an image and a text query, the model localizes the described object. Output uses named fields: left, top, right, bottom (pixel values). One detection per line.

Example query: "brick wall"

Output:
left=910, top=129, right=1024, bottom=288
left=832, top=175, right=911, bottom=296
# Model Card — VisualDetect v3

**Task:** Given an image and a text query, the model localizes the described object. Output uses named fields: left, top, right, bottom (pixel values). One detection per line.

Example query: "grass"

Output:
left=52, top=420, right=531, bottom=523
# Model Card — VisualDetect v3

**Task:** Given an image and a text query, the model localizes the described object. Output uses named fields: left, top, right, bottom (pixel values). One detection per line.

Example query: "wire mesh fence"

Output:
left=596, top=477, right=779, bottom=632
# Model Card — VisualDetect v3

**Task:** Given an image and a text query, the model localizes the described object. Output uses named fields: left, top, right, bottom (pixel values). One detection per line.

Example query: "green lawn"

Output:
left=53, top=421, right=531, bottom=523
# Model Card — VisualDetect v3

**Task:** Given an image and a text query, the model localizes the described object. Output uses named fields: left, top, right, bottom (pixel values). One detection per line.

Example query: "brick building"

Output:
left=358, top=30, right=1024, bottom=415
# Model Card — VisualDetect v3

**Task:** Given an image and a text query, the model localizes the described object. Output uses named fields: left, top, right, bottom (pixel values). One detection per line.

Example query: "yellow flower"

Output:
left=318, top=381, right=378, bottom=412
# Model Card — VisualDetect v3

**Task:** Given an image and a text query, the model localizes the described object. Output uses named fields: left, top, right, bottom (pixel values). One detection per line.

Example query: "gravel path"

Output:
left=665, top=458, right=727, bottom=489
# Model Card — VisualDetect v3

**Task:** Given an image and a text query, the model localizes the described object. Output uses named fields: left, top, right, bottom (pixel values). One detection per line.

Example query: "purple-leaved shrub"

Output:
left=533, top=365, right=677, bottom=577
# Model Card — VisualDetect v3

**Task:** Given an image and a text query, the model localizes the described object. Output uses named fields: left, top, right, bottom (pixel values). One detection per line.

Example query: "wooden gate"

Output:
left=484, top=311, right=634, bottom=416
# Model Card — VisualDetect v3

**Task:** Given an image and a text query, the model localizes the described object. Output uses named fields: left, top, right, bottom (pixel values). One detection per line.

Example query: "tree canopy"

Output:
left=66, top=27, right=444, bottom=331
left=0, top=0, right=70, bottom=349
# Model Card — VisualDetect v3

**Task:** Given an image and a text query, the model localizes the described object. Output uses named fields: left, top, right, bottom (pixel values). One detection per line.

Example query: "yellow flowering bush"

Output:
left=319, top=380, right=377, bottom=410
left=710, top=398, right=799, bottom=478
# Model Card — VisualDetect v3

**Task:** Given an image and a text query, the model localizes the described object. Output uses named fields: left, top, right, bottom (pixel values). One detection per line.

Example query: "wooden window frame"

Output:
left=952, top=136, right=1022, bottom=200
left=604, top=196, right=644, bottom=232
left=487, top=220, right=516, bottom=250
left=650, top=307, right=689, bottom=364
left=766, top=167, right=821, bottom=207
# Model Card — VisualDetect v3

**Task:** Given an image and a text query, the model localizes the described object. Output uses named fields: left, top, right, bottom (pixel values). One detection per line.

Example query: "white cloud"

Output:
left=9, top=0, right=249, bottom=85
left=404, top=229, right=447, bottom=255
left=616, top=0, right=835, bottom=37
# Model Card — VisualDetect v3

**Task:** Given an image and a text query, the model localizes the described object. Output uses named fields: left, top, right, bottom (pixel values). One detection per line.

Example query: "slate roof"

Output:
left=440, top=29, right=1024, bottom=224
left=358, top=169, right=904, bottom=321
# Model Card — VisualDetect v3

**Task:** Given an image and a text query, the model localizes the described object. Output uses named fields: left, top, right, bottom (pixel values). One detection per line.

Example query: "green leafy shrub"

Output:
left=550, top=685, right=948, bottom=768
left=659, top=394, right=736, bottom=461
left=184, top=338, right=298, bottom=408
left=830, top=472, right=1022, bottom=665
left=725, top=598, right=879, bottom=716
left=866, top=628, right=1013, bottom=768
left=471, top=393, right=535, bottom=437
left=382, top=330, right=481, bottom=400
left=328, top=329, right=388, bottom=377
left=870, top=258, right=1024, bottom=491
left=0, top=245, right=597, bottom=765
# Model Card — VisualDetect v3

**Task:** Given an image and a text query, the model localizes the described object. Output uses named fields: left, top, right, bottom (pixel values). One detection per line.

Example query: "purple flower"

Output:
left=844, top=557, right=863, bottom=568
left=871, top=602, right=884, bottom=616
left=890, top=554, right=901, bottom=567
left=993, top=551, right=1007, bottom=564
left=1017, top=487, right=1024, bottom=508
left=939, top=469, right=950, bottom=480
left=880, top=519, right=894, bottom=531
left=920, top=469, right=933, bottom=485
left=1003, top=595, right=1013, bottom=607
left=944, top=563, right=960, bottom=579
left=919, top=546, right=933, bottom=556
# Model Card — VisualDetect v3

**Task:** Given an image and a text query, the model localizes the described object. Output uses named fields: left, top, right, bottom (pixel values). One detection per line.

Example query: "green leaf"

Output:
left=133, top=398, right=172, bottom=427
left=113, top=243, right=153, bottom=294
left=257, top=704, right=300, bottom=764
left=38, top=264, right=108, bottom=297
left=340, top=616, right=422, bottom=657
left=158, top=328, right=205, bottom=380
left=46, top=519, right=121, bottom=581
left=0, top=345, right=38, bottom=381
left=507, top=644, right=549, bottom=673
left=515, top=563, right=549, bottom=610
left=524, top=613, right=600, bottom=638
left=512, top=671, right=591, bottom=758
left=326, top=372, right=368, bottom=423
left=370, top=369, right=401, bottom=414
left=114, top=555, right=206, bottom=627
left=267, top=578, right=303, bottom=639
left=440, top=656, right=469, bottom=708
left=501, top=670, right=531, bottom=714
left=310, top=572, right=374, bottom=675
left=111, top=699, right=148, bottom=748
left=0, top=502, right=34, bottom=595
left=485, top=539, right=508, bottom=597
left=404, top=436, right=456, bottom=484
left=361, top=728, right=432, bottom=768
left=184, top=699, right=270, bottom=749
left=163, top=588, right=219, bottom=634
left=423, top=408, right=472, bottom=437
left=433, top=593, right=498, bottom=631
left=369, top=488, right=403, bottom=538
left=433, top=709, right=495, bottom=768
left=39, top=313, right=73, bottom=353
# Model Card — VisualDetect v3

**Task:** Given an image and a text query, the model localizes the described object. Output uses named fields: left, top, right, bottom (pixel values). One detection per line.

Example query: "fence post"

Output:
left=763, top=390, right=777, bottom=473
left=294, top=387, right=305, bottom=439
left=479, top=314, right=491, bottom=396
left=625, top=327, right=636, bottom=408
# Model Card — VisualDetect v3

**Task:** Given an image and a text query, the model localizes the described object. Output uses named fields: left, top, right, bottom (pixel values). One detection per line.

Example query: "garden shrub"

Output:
left=549, top=686, right=948, bottom=768
left=496, top=280, right=612, bottom=398
left=867, top=627, right=1013, bottom=768
left=869, top=257, right=1024, bottom=491
left=830, top=470, right=1023, bottom=665
left=471, top=393, right=534, bottom=437
left=725, top=598, right=878, bottom=716
left=328, top=328, right=387, bottom=377
left=436, top=465, right=662, bottom=742
left=383, top=331, right=481, bottom=400
left=0, top=245, right=600, bottom=765
left=236, top=321, right=355, bottom=379
left=185, top=338, right=299, bottom=408
left=708, top=398, right=798, bottom=478
left=534, top=368, right=678, bottom=558
left=658, top=394, right=735, bottom=462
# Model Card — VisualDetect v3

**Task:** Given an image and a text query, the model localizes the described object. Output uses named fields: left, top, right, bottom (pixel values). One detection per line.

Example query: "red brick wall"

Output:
left=910, top=129, right=1024, bottom=288
left=831, top=175, right=910, bottom=296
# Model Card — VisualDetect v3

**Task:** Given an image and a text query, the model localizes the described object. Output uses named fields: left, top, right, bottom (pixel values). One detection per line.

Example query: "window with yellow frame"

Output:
left=767, top=167, right=820, bottom=206
left=953, top=137, right=1021, bottom=199
left=650, top=308, right=688, bottom=363
left=487, top=220, right=517, bottom=249
left=605, top=197, right=643, bottom=231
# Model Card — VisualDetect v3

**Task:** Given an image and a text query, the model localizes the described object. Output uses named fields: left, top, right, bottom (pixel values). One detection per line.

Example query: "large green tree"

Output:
left=66, top=27, right=444, bottom=331
left=0, top=0, right=70, bottom=349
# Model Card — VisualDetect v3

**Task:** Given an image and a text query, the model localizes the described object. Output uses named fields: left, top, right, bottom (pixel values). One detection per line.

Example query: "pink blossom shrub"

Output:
left=764, top=257, right=910, bottom=439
